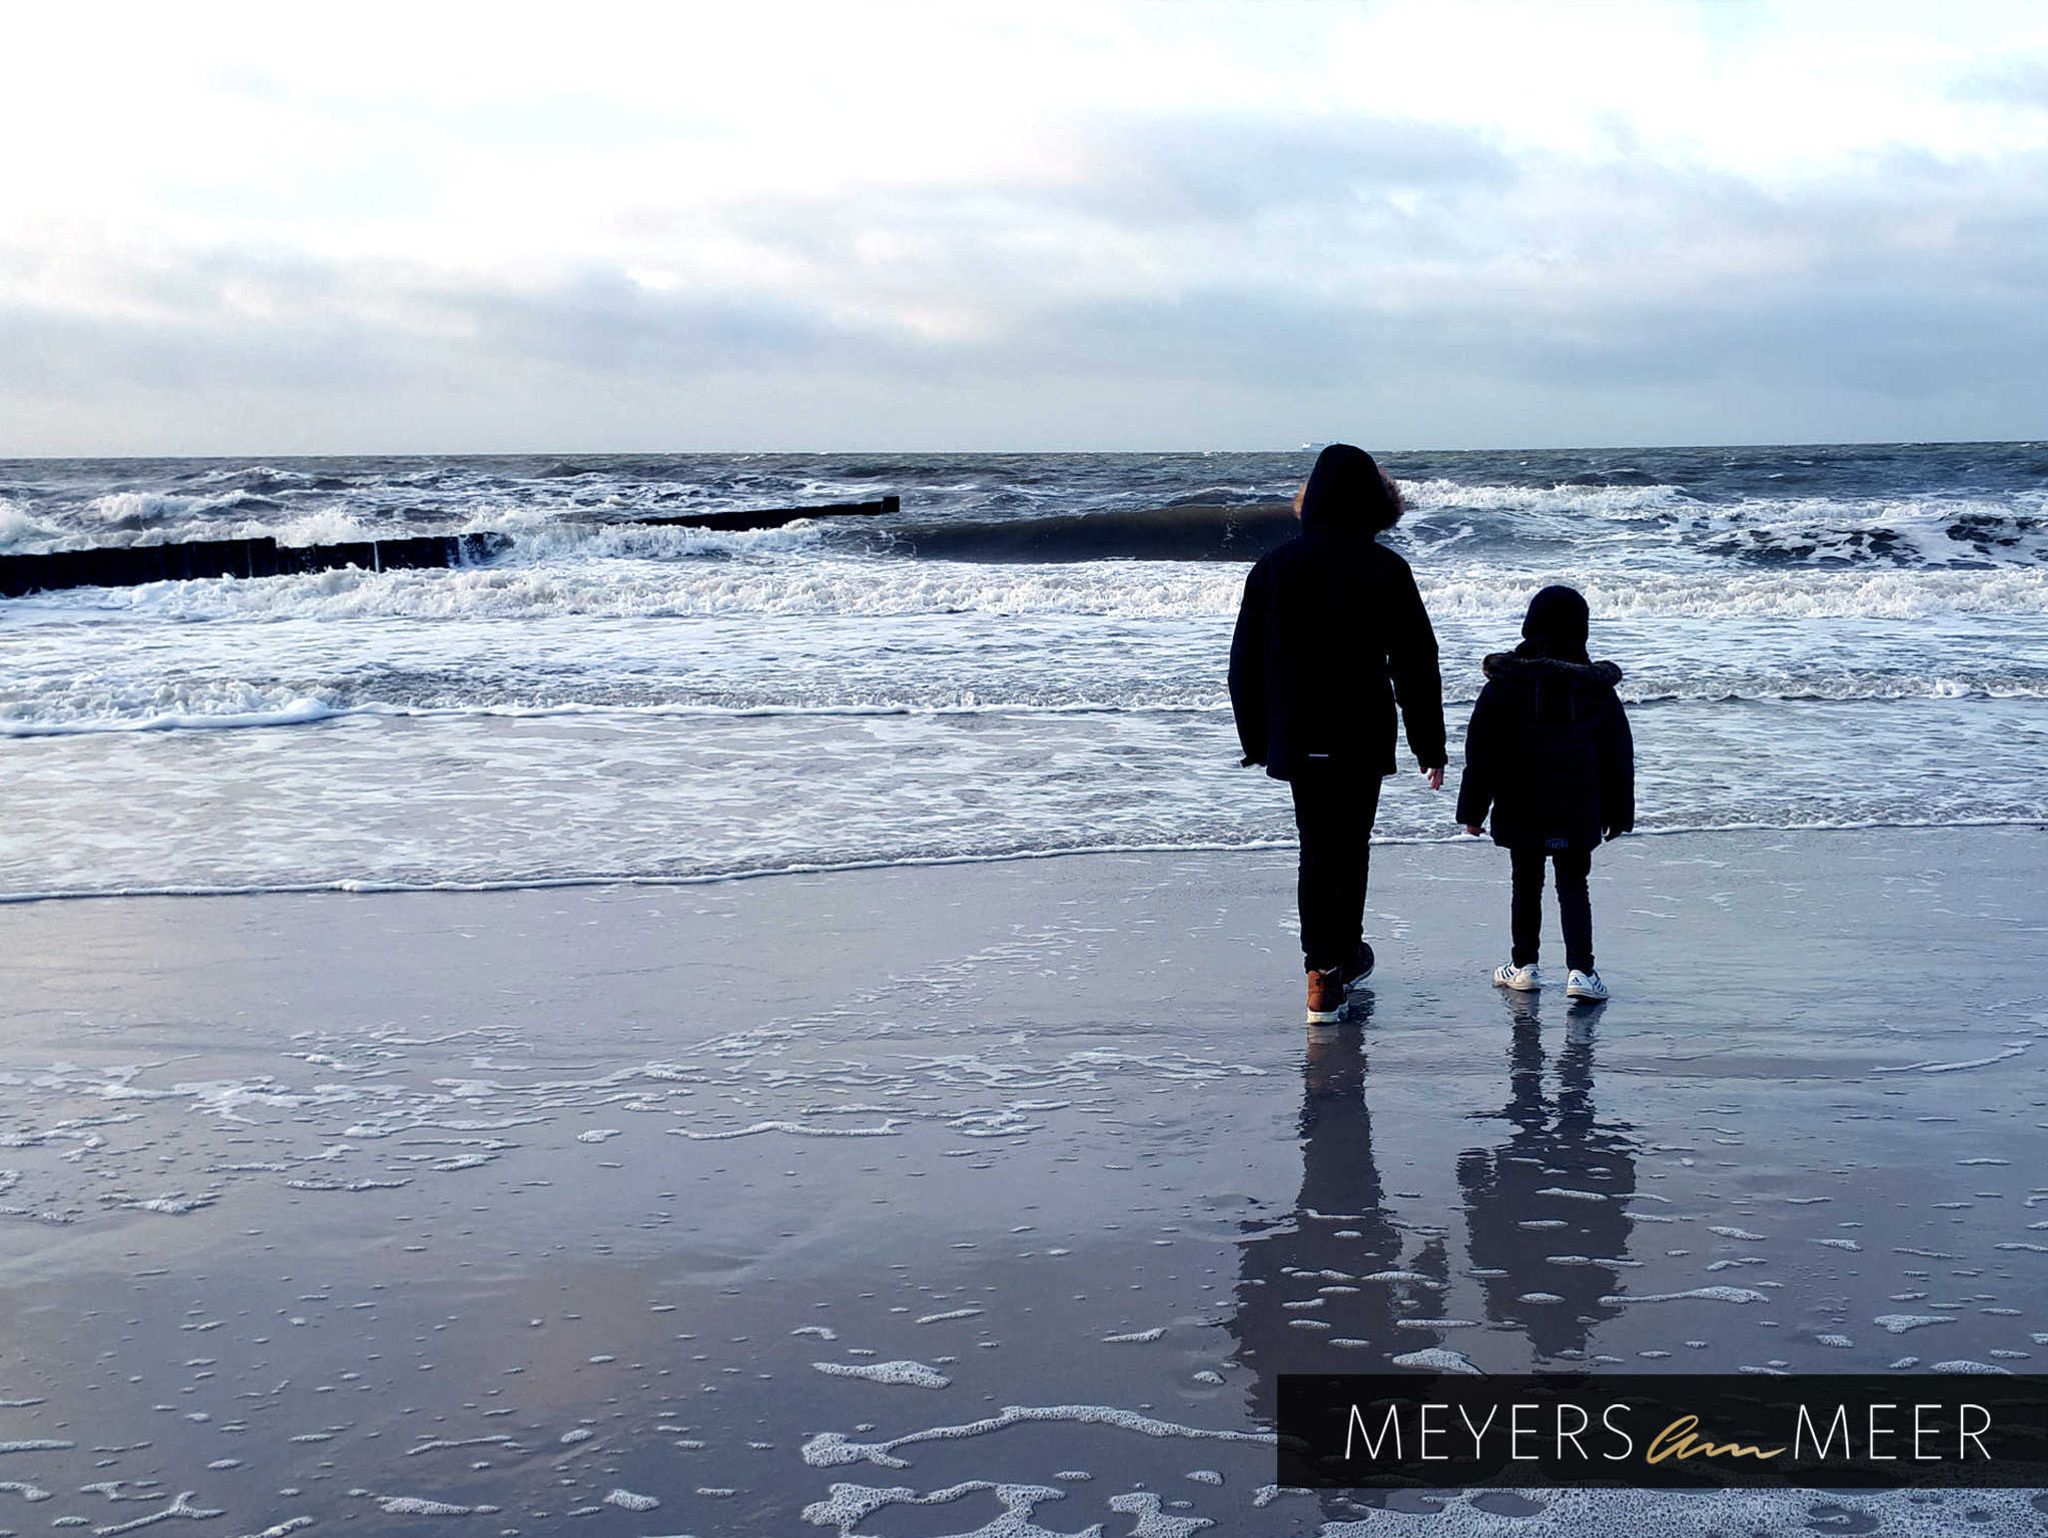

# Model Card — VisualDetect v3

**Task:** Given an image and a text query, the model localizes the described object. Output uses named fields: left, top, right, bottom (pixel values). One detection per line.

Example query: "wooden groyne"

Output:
left=0, top=497, right=899, bottom=599
left=0, top=533, right=513, bottom=600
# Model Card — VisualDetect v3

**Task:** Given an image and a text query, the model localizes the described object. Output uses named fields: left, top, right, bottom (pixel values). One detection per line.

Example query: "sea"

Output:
left=2, top=443, right=2044, bottom=902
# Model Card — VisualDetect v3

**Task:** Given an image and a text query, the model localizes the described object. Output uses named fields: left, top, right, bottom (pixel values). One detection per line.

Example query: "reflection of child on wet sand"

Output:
left=1458, top=1001, right=1637, bottom=1359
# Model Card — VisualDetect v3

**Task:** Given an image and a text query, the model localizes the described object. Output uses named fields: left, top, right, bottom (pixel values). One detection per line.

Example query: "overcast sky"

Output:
left=3, top=1, right=2045, bottom=454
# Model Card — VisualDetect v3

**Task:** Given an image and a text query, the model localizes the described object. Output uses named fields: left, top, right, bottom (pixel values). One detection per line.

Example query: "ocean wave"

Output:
left=0, top=696, right=1221, bottom=739
left=1421, top=567, right=2048, bottom=621
left=1690, top=495, right=2048, bottom=568
left=0, top=696, right=354, bottom=738
left=80, top=488, right=280, bottom=532
left=6, top=469, right=2042, bottom=576
left=860, top=503, right=1298, bottom=562
left=23, top=552, right=2048, bottom=624
left=6, top=667, right=2045, bottom=737
left=1400, top=477, right=1692, bottom=517
left=0, top=497, right=62, bottom=553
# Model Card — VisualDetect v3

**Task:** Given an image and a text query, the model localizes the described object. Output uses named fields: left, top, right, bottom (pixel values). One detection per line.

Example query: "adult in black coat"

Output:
left=1229, top=444, right=1446, bottom=1004
left=1456, top=585, right=1634, bottom=982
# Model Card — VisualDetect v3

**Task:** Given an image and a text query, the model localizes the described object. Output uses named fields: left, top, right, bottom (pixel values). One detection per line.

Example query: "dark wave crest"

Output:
left=861, top=502, right=1298, bottom=563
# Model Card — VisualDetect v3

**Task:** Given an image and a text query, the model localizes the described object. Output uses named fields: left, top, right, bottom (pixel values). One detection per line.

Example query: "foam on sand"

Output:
left=1873, top=1313, right=1957, bottom=1334
left=811, top=1360, right=951, bottom=1389
left=1390, top=1349, right=1483, bottom=1375
left=90, top=1491, right=224, bottom=1535
left=802, top=1405, right=1275, bottom=1471
left=369, top=1494, right=502, bottom=1516
left=671, top=1119, right=903, bottom=1140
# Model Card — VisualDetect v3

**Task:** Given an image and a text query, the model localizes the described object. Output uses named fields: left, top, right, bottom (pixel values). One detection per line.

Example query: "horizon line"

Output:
left=0, top=435, right=2039, bottom=464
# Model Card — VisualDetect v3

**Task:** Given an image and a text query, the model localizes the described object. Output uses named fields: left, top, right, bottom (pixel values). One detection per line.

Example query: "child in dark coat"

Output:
left=1455, top=586, right=1634, bottom=1000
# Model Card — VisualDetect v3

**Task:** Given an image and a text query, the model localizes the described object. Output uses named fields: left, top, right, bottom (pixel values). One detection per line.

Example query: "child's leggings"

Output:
left=1509, top=845, right=1594, bottom=973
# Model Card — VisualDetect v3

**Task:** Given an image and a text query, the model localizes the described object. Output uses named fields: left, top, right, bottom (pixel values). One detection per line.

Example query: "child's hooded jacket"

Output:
left=1455, top=585, right=1634, bottom=850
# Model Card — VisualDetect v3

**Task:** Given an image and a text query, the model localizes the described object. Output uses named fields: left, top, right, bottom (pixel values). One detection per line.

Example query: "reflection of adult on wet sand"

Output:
left=1458, top=996, right=1639, bottom=1361
left=1225, top=1001, right=1449, bottom=1432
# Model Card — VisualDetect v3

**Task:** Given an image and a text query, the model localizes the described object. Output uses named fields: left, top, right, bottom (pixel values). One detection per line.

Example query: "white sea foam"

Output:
left=1282, top=1487, right=2048, bottom=1536
left=802, top=1479, right=1070, bottom=1538
left=1874, top=1313, right=1958, bottom=1333
left=91, top=1491, right=224, bottom=1534
left=812, top=1360, right=951, bottom=1389
left=1389, top=1348, right=1483, bottom=1374
left=372, top=1494, right=498, bottom=1516
left=1600, top=1287, right=1769, bottom=1305
left=18, top=531, right=2048, bottom=625
left=1873, top=1042, right=2031, bottom=1074
left=802, top=1404, right=1274, bottom=1471
left=13, top=661, right=2048, bottom=742
left=0, top=498, right=62, bottom=552
left=671, top=1119, right=902, bottom=1140
left=1401, top=477, right=1694, bottom=517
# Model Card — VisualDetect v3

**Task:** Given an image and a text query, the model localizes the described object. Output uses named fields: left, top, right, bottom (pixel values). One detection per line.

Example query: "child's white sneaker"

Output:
left=1565, top=969, right=1610, bottom=1001
left=1492, top=962, right=1540, bottom=991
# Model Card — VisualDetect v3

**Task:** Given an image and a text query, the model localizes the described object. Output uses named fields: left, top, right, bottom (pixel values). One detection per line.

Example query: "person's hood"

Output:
left=1299, top=443, right=1399, bottom=534
left=1519, top=583, right=1592, bottom=662
left=1482, top=652, right=1623, bottom=687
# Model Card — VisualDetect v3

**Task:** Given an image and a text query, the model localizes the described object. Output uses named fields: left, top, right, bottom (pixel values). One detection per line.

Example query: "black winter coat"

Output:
left=1454, top=652, right=1635, bottom=850
left=1228, top=523, right=1446, bottom=780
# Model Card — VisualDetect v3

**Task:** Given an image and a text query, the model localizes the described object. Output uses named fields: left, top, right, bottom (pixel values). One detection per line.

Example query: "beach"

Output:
left=4, top=827, right=2045, bottom=1535
left=10, top=0, right=2048, bottom=1524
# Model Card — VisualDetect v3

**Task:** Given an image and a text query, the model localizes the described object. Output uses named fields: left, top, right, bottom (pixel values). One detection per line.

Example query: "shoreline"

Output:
left=1, top=816, right=2043, bottom=907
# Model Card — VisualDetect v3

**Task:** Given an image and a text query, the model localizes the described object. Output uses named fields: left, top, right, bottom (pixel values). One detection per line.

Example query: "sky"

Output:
left=2, top=0, right=2045, bottom=454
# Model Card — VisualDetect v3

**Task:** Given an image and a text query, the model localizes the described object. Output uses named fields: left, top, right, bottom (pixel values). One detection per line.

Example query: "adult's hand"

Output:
left=1422, top=765, right=1445, bottom=791
left=1463, top=824, right=1485, bottom=836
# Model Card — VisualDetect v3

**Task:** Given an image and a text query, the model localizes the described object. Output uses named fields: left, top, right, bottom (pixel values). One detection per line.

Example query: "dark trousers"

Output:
left=1289, top=763, right=1383, bottom=972
left=1510, top=844, right=1594, bottom=972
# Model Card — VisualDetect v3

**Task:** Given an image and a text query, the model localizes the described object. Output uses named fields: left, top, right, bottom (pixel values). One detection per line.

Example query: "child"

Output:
left=1454, top=585, right=1634, bottom=1001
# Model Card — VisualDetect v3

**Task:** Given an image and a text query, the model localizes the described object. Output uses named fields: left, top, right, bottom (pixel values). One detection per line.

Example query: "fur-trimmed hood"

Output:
left=1482, top=652, right=1623, bottom=687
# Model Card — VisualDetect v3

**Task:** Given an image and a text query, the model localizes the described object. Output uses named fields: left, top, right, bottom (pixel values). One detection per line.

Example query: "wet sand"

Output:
left=1, top=829, right=2046, bottom=1535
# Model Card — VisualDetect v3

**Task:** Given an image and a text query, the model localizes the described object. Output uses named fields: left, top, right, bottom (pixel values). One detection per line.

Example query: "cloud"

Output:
left=1060, top=112, right=1519, bottom=226
left=1950, top=56, right=2048, bottom=110
left=3, top=2, right=2047, bottom=451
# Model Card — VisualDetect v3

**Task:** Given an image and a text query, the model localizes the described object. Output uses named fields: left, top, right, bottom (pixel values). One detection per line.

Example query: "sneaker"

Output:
left=1565, top=969, right=1610, bottom=1001
left=1341, top=941, right=1375, bottom=994
left=1306, top=967, right=1347, bottom=1023
left=1492, top=962, right=1540, bottom=991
